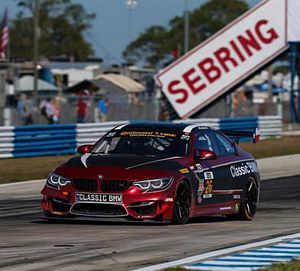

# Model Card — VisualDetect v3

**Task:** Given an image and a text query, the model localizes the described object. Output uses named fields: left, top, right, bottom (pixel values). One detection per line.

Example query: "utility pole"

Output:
left=184, top=0, right=189, bottom=54
left=33, top=0, right=39, bottom=104
left=0, top=70, right=5, bottom=126
left=126, top=0, right=137, bottom=47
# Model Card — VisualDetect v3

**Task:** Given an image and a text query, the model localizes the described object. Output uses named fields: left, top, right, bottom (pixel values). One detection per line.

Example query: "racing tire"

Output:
left=230, top=177, right=258, bottom=221
left=172, top=181, right=191, bottom=224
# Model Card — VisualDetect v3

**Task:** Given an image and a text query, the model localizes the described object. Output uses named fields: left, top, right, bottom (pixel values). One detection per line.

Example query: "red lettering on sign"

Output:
left=238, top=29, right=262, bottom=57
left=198, top=58, right=221, bottom=84
left=255, top=19, right=279, bottom=44
left=162, top=18, right=282, bottom=107
left=182, top=68, right=206, bottom=95
left=230, top=40, right=246, bottom=63
left=167, top=80, right=188, bottom=104
left=214, top=47, right=238, bottom=73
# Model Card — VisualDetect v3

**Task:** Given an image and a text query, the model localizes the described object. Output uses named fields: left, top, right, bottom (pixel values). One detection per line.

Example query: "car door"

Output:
left=193, top=129, right=236, bottom=210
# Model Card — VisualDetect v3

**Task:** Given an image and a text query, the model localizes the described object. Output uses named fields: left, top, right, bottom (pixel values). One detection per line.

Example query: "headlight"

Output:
left=133, top=178, right=173, bottom=192
left=47, top=173, right=71, bottom=189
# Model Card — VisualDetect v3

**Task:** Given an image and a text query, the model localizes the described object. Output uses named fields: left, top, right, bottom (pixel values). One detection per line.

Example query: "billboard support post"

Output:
left=289, top=42, right=300, bottom=126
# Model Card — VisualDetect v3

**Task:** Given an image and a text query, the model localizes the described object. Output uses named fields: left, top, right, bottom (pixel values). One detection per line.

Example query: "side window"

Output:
left=195, top=131, right=215, bottom=152
left=195, top=130, right=235, bottom=156
left=214, top=133, right=235, bottom=156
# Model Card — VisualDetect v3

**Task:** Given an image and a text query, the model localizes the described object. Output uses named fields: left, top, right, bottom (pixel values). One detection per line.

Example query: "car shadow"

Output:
left=31, top=216, right=170, bottom=226
left=31, top=214, right=229, bottom=227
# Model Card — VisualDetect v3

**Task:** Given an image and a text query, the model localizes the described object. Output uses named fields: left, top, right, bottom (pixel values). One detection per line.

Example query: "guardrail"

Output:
left=0, top=116, right=282, bottom=159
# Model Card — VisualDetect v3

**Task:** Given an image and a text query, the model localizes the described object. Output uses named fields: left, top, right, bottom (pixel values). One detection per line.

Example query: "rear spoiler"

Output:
left=220, top=128, right=260, bottom=144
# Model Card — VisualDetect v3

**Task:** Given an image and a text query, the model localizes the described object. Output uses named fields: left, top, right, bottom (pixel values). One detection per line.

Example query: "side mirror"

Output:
left=195, top=149, right=217, bottom=160
left=77, top=144, right=92, bottom=154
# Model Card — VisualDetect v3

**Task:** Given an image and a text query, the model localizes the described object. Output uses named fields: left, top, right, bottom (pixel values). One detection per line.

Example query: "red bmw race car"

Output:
left=41, top=122, right=260, bottom=224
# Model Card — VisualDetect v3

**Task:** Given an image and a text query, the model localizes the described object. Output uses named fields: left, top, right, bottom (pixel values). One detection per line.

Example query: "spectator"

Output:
left=45, top=98, right=56, bottom=124
left=17, top=94, right=34, bottom=125
left=98, top=97, right=108, bottom=122
left=52, top=97, right=61, bottom=124
left=76, top=97, right=88, bottom=123
left=40, top=98, right=51, bottom=123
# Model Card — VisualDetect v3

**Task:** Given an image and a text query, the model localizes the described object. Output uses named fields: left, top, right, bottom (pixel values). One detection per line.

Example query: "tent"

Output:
left=65, top=73, right=145, bottom=94
left=15, top=75, right=58, bottom=93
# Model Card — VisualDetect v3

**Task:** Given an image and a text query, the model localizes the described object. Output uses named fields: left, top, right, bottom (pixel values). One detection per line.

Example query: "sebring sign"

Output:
left=156, top=0, right=288, bottom=119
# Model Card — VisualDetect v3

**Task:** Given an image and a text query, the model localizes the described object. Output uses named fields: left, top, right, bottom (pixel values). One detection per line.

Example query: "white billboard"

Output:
left=288, top=0, right=300, bottom=41
left=156, top=0, right=288, bottom=119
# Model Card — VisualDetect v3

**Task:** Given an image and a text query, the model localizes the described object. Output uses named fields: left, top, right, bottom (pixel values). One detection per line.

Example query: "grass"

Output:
left=258, top=260, right=300, bottom=271
left=240, top=136, right=300, bottom=159
left=0, top=155, right=72, bottom=183
left=0, top=136, right=300, bottom=184
left=162, top=261, right=300, bottom=271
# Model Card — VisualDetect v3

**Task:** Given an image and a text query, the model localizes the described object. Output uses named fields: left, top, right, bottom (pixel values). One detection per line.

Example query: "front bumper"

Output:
left=41, top=184, right=175, bottom=222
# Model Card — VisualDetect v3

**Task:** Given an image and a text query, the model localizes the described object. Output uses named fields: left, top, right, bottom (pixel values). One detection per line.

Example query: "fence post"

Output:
left=0, top=70, right=6, bottom=126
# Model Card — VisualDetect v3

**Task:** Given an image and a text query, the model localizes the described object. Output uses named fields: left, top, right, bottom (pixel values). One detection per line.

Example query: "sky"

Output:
left=0, top=0, right=260, bottom=64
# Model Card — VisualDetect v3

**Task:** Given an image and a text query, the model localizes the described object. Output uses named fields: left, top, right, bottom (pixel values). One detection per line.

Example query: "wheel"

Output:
left=237, top=177, right=258, bottom=220
left=172, top=181, right=191, bottom=224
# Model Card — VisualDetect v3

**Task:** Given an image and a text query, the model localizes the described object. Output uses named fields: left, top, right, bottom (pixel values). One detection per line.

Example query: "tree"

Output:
left=123, top=0, right=249, bottom=67
left=123, top=25, right=169, bottom=66
left=10, top=0, right=95, bottom=61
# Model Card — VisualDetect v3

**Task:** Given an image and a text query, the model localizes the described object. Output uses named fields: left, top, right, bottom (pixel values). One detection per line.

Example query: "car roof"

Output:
left=115, top=121, right=210, bottom=133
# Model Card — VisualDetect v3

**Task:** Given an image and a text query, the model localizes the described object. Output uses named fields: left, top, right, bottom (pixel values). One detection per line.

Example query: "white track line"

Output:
left=131, top=232, right=300, bottom=271
left=0, top=179, right=45, bottom=188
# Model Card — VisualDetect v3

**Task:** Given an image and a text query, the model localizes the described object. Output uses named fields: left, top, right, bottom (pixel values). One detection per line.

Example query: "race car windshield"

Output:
left=92, top=130, right=189, bottom=156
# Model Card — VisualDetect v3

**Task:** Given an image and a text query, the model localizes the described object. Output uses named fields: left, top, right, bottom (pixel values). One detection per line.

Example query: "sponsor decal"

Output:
left=233, top=194, right=241, bottom=199
left=75, top=192, right=122, bottom=203
left=220, top=206, right=232, bottom=211
left=120, top=131, right=176, bottom=138
left=230, top=161, right=258, bottom=178
left=98, top=174, right=104, bottom=180
left=179, top=168, right=189, bottom=174
left=198, top=127, right=209, bottom=130
left=107, top=132, right=116, bottom=137
left=181, top=134, right=190, bottom=140
left=197, top=179, right=205, bottom=204
left=202, top=179, right=213, bottom=199
left=235, top=203, right=240, bottom=211
left=246, top=161, right=259, bottom=173
left=195, top=163, right=202, bottom=171
left=204, top=171, right=214, bottom=180
left=165, top=198, right=174, bottom=202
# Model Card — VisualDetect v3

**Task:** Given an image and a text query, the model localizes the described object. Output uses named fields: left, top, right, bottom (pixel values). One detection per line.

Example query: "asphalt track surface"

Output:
left=0, top=176, right=299, bottom=271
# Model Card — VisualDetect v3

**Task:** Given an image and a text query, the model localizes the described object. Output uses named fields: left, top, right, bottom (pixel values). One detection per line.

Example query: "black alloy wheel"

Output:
left=172, top=182, right=191, bottom=224
left=238, top=177, right=258, bottom=220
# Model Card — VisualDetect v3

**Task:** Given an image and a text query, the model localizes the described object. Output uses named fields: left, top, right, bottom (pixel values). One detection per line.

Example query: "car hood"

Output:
left=55, top=154, right=189, bottom=180
left=67, top=153, right=186, bottom=169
